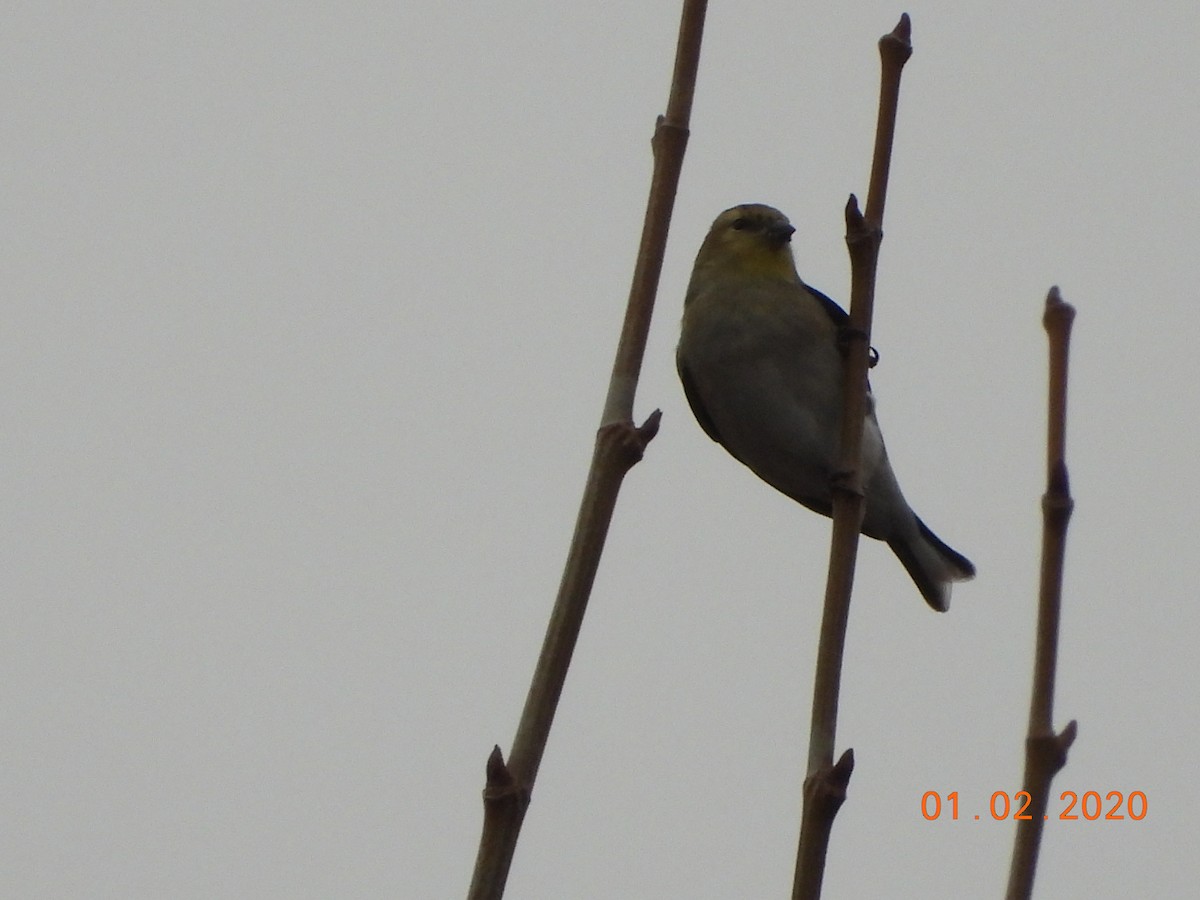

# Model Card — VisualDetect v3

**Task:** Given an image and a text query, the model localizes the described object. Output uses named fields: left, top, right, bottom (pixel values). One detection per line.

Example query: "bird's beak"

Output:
left=766, top=222, right=795, bottom=247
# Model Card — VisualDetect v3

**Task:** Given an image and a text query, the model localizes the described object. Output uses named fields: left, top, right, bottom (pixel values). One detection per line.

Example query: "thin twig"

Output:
left=792, top=15, right=912, bottom=899
left=1005, top=287, right=1078, bottom=899
left=465, top=3, right=709, bottom=898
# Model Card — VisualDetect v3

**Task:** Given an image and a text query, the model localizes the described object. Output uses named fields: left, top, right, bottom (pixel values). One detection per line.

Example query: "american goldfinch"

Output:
left=677, top=203, right=974, bottom=611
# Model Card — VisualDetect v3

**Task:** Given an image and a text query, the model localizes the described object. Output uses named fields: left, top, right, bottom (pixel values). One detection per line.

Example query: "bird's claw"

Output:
left=836, top=326, right=879, bottom=367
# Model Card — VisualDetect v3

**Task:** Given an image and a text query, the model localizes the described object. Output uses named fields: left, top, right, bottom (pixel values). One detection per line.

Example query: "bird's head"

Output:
left=693, top=204, right=799, bottom=281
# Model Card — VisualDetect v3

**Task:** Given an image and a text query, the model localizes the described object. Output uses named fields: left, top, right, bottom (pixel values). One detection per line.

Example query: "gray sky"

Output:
left=6, top=2, right=1197, bottom=897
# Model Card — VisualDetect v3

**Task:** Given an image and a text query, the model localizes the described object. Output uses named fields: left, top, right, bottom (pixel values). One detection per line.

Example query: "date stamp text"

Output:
left=921, top=790, right=1147, bottom=822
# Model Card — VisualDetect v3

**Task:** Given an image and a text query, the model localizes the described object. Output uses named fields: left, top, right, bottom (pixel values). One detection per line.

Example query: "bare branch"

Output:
left=465, top=4, right=708, bottom=897
left=1005, top=287, right=1079, bottom=899
left=793, top=14, right=912, bottom=900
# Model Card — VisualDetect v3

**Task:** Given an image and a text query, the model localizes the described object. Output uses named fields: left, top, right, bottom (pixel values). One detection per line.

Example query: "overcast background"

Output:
left=5, top=2, right=1197, bottom=897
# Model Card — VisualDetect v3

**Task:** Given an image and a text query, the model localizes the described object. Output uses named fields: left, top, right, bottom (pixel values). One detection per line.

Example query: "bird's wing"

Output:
left=677, top=355, right=751, bottom=466
left=804, top=283, right=850, bottom=327
left=804, top=282, right=878, bottom=389
left=677, top=356, right=723, bottom=444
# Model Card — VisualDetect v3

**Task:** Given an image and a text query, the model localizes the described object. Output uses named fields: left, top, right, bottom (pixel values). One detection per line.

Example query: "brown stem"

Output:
left=1005, top=287, right=1079, bottom=900
left=793, top=15, right=911, bottom=900
left=465, top=4, right=708, bottom=898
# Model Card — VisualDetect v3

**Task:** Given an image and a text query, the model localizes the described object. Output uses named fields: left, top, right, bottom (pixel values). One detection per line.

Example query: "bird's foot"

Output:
left=836, top=326, right=880, bottom=368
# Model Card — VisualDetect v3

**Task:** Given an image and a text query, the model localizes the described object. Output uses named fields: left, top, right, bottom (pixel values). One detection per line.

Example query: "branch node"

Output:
left=1041, top=491, right=1074, bottom=528
left=637, top=408, right=664, bottom=442
left=844, top=193, right=864, bottom=228
left=598, top=409, right=662, bottom=468
left=803, top=748, right=856, bottom=818
left=482, top=745, right=530, bottom=810
left=485, top=745, right=510, bottom=786
left=835, top=327, right=880, bottom=368
left=1043, top=285, right=1076, bottom=333
left=880, top=14, right=914, bottom=66
left=1026, top=721, right=1078, bottom=777
left=836, top=325, right=870, bottom=357
left=844, top=195, right=883, bottom=249
left=652, top=117, right=690, bottom=160
left=830, top=468, right=864, bottom=500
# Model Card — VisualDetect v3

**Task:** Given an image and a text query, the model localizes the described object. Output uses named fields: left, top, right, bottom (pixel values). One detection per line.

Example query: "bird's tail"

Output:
left=889, top=517, right=975, bottom=612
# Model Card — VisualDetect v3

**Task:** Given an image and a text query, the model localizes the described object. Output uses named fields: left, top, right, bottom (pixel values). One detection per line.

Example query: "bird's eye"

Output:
left=730, top=217, right=748, bottom=231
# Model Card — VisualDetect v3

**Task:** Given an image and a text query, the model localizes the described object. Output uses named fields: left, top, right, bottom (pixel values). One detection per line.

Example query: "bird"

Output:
left=676, top=203, right=974, bottom=611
